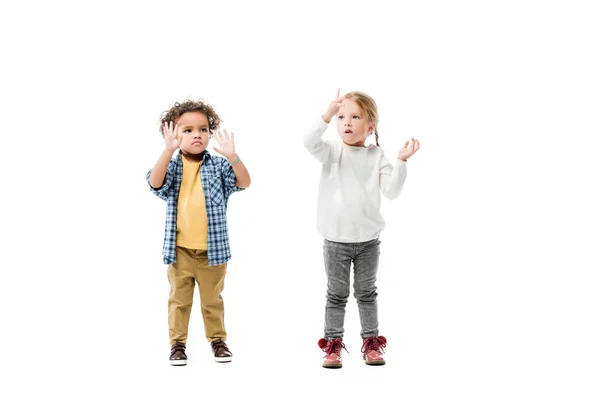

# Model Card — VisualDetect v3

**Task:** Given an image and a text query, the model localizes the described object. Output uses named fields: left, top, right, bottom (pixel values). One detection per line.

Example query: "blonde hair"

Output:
left=343, top=91, right=380, bottom=146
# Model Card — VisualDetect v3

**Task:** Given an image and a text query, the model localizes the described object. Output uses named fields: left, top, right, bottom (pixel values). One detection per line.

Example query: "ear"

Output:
left=368, top=122, right=375, bottom=134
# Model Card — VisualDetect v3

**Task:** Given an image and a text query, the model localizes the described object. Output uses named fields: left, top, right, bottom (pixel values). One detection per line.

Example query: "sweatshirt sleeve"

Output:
left=303, top=118, right=335, bottom=164
left=379, top=154, right=407, bottom=200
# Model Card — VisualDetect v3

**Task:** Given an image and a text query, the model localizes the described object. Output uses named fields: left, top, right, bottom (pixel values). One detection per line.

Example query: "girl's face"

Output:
left=176, top=111, right=211, bottom=155
left=336, top=98, right=375, bottom=147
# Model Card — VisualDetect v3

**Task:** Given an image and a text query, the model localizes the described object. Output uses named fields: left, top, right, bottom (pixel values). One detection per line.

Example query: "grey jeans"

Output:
left=323, top=237, right=381, bottom=340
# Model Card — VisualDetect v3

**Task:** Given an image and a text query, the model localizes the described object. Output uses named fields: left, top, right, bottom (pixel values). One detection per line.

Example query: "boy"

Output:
left=147, top=99, right=250, bottom=366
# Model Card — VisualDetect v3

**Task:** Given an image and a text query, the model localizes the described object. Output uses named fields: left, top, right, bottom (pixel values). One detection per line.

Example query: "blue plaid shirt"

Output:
left=146, top=150, right=244, bottom=266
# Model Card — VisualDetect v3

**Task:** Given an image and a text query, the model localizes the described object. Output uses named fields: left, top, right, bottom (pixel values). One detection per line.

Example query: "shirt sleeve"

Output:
left=146, top=159, right=177, bottom=202
left=379, top=153, right=407, bottom=200
left=221, top=157, right=246, bottom=198
left=303, top=118, right=335, bottom=164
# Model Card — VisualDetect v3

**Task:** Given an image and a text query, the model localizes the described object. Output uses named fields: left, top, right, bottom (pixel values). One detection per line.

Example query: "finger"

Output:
left=213, top=146, right=222, bottom=155
left=403, top=140, right=409, bottom=148
left=223, top=129, right=230, bottom=141
left=230, top=131, right=235, bottom=143
left=336, top=89, right=340, bottom=99
left=413, top=139, right=420, bottom=152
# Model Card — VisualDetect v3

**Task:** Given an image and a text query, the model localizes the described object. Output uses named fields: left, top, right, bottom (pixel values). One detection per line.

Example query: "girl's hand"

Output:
left=398, top=138, right=421, bottom=161
left=213, top=129, right=237, bottom=161
left=163, top=121, right=182, bottom=152
left=322, top=89, right=344, bottom=124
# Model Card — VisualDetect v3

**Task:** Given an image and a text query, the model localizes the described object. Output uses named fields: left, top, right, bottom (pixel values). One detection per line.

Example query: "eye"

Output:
left=184, top=129, right=191, bottom=133
left=201, top=128, right=208, bottom=132
left=337, top=115, right=343, bottom=119
left=353, top=115, right=360, bottom=119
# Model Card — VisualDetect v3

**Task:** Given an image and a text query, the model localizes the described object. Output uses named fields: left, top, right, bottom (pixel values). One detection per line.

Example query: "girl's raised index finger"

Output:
left=336, top=89, right=340, bottom=99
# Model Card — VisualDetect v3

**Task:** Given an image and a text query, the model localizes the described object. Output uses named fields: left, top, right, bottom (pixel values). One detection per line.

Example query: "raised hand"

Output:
left=213, top=129, right=237, bottom=161
left=322, top=89, right=345, bottom=124
left=163, top=121, right=182, bottom=152
left=398, top=138, right=421, bottom=162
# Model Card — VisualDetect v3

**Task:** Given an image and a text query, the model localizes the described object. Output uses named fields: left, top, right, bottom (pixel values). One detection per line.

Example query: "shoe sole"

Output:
left=214, top=357, right=232, bottom=363
left=322, top=363, right=342, bottom=369
left=365, top=360, right=386, bottom=366
left=170, top=360, right=188, bottom=366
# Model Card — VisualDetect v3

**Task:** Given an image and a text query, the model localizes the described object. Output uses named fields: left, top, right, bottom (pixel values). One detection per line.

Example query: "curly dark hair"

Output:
left=159, top=99, right=221, bottom=137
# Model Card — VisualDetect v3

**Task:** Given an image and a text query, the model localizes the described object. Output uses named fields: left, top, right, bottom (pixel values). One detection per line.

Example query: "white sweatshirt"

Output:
left=304, top=119, right=407, bottom=243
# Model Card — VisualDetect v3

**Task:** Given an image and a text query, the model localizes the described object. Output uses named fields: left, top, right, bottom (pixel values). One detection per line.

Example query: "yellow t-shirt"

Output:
left=176, top=156, right=208, bottom=249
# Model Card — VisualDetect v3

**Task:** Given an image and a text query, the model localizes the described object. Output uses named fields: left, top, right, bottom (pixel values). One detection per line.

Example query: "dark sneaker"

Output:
left=318, top=338, right=347, bottom=369
left=170, top=342, right=187, bottom=366
left=361, top=336, right=387, bottom=366
left=211, top=339, right=232, bottom=363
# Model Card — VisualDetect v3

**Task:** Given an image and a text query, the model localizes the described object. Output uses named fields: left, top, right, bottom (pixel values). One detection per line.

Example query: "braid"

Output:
left=374, top=130, right=380, bottom=147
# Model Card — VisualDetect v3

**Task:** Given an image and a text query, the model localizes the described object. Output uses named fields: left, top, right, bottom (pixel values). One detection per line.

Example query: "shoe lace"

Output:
left=361, top=337, right=386, bottom=354
left=323, top=338, right=348, bottom=355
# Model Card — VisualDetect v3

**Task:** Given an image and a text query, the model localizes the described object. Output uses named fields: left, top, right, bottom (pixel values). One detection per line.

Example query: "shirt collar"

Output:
left=177, top=149, right=212, bottom=161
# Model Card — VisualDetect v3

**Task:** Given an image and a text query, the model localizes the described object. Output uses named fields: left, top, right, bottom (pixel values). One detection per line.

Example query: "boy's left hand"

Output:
left=213, top=129, right=237, bottom=162
left=398, top=138, right=420, bottom=162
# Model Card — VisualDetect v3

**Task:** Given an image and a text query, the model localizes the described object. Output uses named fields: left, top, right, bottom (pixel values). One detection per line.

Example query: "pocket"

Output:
left=208, top=175, right=225, bottom=206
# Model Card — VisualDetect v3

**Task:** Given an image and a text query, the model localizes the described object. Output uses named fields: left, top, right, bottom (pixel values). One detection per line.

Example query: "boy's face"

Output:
left=336, top=98, right=374, bottom=147
left=176, top=111, right=210, bottom=154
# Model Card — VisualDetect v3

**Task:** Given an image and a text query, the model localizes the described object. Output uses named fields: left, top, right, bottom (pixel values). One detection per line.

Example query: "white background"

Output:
left=1, top=0, right=599, bottom=399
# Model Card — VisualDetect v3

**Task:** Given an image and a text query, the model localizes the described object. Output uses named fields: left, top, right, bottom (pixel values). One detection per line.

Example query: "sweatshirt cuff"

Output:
left=395, top=158, right=408, bottom=171
left=304, top=118, right=329, bottom=144
left=314, top=117, right=328, bottom=132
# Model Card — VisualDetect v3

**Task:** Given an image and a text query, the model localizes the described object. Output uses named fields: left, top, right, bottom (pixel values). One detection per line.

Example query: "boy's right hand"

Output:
left=163, top=121, right=182, bottom=152
left=322, top=89, right=344, bottom=124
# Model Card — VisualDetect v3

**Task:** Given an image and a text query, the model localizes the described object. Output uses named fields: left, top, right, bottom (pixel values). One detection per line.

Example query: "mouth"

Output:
left=344, top=129, right=353, bottom=134
left=191, top=141, right=202, bottom=145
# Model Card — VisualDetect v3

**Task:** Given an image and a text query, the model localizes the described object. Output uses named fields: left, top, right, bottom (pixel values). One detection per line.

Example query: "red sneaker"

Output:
left=318, top=338, right=347, bottom=369
left=361, top=336, right=387, bottom=366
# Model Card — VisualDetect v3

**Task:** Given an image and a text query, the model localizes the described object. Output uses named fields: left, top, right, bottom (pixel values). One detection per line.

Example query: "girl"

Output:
left=303, top=90, right=420, bottom=368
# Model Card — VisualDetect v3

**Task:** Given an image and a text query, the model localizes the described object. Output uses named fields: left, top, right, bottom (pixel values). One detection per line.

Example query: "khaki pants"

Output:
left=167, top=246, right=228, bottom=344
